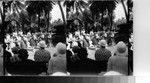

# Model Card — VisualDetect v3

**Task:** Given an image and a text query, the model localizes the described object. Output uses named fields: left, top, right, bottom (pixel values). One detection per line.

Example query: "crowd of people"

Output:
left=1, top=29, right=133, bottom=76
left=5, top=31, right=53, bottom=50
left=66, top=30, right=133, bottom=75
left=3, top=31, right=67, bottom=76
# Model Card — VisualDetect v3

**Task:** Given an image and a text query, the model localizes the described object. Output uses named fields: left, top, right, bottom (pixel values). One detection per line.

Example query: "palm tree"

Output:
left=64, top=0, right=89, bottom=33
left=120, top=0, right=128, bottom=23
left=5, top=0, right=26, bottom=33
left=58, top=1, right=66, bottom=25
left=117, top=0, right=133, bottom=23
left=26, top=1, right=54, bottom=32
left=90, top=1, right=117, bottom=31
left=0, top=1, right=6, bottom=44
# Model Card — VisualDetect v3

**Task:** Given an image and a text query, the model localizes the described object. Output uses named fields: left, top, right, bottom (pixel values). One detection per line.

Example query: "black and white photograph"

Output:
left=1, top=0, right=67, bottom=76
left=66, top=0, right=133, bottom=76
left=0, top=0, right=133, bottom=76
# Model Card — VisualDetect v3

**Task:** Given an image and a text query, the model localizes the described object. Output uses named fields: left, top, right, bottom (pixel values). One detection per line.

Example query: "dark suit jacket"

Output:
left=6, top=59, right=47, bottom=75
left=68, top=58, right=108, bottom=75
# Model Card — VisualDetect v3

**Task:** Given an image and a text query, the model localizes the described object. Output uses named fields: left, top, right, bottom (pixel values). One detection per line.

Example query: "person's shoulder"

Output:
left=85, top=58, right=95, bottom=62
left=45, top=50, right=50, bottom=53
left=109, top=56, right=127, bottom=61
left=25, top=59, right=34, bottom=62
left=95, top=48, right=100, bottom=51
left=35, top=50, right=40, bottom=53
left=105, top=48, right=111, bottom=53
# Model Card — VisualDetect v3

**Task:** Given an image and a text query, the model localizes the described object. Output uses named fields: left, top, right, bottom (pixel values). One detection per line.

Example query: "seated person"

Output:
left=47, top=43, right=67, bottom=75
left=69, top=46, right=100, bottom=75
left=106, top=41, right=128, bottom=76
left=7, top=49, right=47, bottom=75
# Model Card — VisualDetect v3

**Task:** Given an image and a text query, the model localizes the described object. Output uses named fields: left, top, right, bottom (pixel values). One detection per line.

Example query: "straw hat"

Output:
left=38, top=41, right=47, bottom=48
left=98, top=40, right=107, bottom=47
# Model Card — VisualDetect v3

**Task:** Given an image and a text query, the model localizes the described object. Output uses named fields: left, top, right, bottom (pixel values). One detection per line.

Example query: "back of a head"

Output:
left=56, top=42, right=66, bottom=55
left=115, top=41, right=128, bottom=57
left=18, top=49, right=29, bottom=61
left=78, top=48, right=88, bottom=60
left=72, top=46, right=80, bottom=54
left=99, top=39, right=107, bottom=48
left=11, top=47, right=19, bottom=54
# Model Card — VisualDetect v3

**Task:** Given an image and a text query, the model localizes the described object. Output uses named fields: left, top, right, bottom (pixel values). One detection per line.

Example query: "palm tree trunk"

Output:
left=38, top=13, right=40, bottom=32
left=121, top=0, right=128, bottom=23
left=47, top=12, right=50, bottom=32
left=101, top=12, right=104, bottom=31
left=109, top=13, right=113, bottom=31
left=58, top=1, right=66, bottom=25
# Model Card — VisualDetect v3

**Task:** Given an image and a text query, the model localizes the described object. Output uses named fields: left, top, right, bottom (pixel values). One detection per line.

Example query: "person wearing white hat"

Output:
left=95, top=39, right=111, bottom=61
left=47, top=42, right=66, bottom=75
left=34, top=41, right=51, bottom=63
left=107, top=41, right=128, bottom=75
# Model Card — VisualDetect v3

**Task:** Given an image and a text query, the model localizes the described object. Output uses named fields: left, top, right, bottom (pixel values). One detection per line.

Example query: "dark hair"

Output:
left=77, top=48, right=88, bottom=60
left=11, top=47, right=19, bottom=54
left=67, top=50, right=73, bottom=59
left=101, top=45, right=106, bottom=48
left=18, top=49, right=29, bottom=60
left=3, top=43, right=7, bottom=50
left=40, top=47, right=45, bottom=49
left=72, top=46, right=80, bottom=53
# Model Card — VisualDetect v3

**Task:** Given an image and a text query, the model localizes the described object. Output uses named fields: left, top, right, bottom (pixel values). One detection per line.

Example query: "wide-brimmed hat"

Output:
left=115, top=41, right=128, bottom=56
left=38, top=41, right=47, bottom=48
left=98, top=40, right=107, bottom=47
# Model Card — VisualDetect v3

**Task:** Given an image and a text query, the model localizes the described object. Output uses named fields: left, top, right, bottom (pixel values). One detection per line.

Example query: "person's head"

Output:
left=18, top=49, right=29, bottom=61
left=38, top=41, right=47, bottom=49
left=115, top=41, right=128, bottom=56
left=11, top=47, right=19, bottom=54
left=72, top=46, right=80, bottom=54
left=98, top=40, right=107, bottom=48
left=78, top=48, right=88, bottom=60
left=56, top=42, right=66, bottom=56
